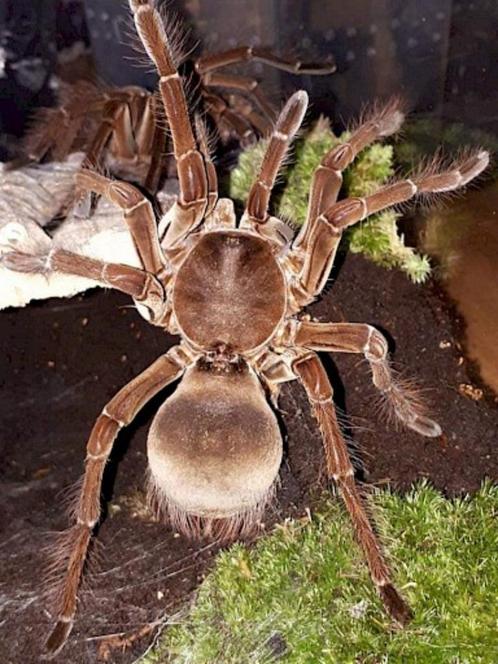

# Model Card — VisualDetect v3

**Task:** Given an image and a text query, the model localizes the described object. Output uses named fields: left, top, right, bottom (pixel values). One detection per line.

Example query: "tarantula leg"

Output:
left=143, top=117, right=166, bottom=194
left=202, top=72, right=278, bottom=123
left=293, top=352, right=413, bottom=625
left=44, top=350, right=187, bottom=658
left=129, top=0, right=209, bottom=243
left=139, top=94, right=166, bottom=194
left=244, top=90, right=308, bottom=226
left=195, top=45, right=336, bottom=76
left=75, top=170, right=167, bottom=277
left=203, top=91, right=255, bottom=145
left=294, top=98, right=405, bottom=252
left=228, top=93, right=273, bottom=136
left=293, top=321, right=441, bottom=437
left=80, top=100, right=128, bottom=171
left=194, top=115, right=218, bottom=216
left=294, top=149, right=489, bottom=304
left=1, top=247, right=165, bottom=307
left=21, top=84, right=92, bottom=164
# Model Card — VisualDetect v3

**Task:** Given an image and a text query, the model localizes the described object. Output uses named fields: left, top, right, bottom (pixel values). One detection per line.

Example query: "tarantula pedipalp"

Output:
left=19, top=23, right=335, bottom=194
left=2, top=0, right=489, bottom=658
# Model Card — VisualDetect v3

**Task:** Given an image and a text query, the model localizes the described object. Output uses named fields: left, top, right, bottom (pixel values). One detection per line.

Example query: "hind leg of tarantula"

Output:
left=44, top=351, right=186, bottom=657
left=293, top=352, right=413, bottom=625
left=292, top=321, right=441, bottom=437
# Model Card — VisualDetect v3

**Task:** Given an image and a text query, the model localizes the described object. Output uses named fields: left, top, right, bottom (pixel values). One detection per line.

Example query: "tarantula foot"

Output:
left=408, top=414, right=442, bottom=438
left=379, top=583, right=414, bottom=626
left=1, top=250, right=49, bottom=274
left=43, top=619, right=73, bottom=659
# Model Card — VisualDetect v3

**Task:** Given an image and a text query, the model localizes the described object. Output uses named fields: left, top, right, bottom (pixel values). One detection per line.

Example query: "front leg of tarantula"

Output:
left=242, top=90, right=309, bottom=227
left=1, top=248, right=163, bottom=305
left=75, top=170, right=168, bottom=277
left=293, top=351, right=413, bottom=624
left=293, top=98, right=405, bottom=254
left=289, top=320, right=441, bottom=437
left=129, top=0, right=209, bottom=247
left=43, top=349, right=188, bottom=658
left=292, top=149, right=489, bottom=306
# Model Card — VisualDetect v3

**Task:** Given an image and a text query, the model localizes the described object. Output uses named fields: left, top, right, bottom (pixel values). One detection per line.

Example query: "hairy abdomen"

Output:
left=147, top=363, right=282, bottom=539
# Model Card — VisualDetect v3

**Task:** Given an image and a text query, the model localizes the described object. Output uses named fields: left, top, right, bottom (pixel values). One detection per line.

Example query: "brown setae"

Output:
left=1, top=0, right=489, bottom=658
left=16, top=10, right=335, bottom=195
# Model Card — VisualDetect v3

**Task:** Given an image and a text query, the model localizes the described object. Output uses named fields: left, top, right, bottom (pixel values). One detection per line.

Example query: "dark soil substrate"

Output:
left=1, top=253, right=497, bottom=663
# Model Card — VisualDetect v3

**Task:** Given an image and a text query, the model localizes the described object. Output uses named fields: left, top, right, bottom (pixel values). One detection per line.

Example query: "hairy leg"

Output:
left=202, top=71, right=277, bottom=123
left=243, top=90, right=308, bottom=227
left=293, top=98, right=405, bottom=253
left=294, top=149, right=489, bottom=305
left=75, top=170, right=168, bottom=277
left=129, top=0, right=209, bottom=245
left=203, top=90, right=255, bottom=145
left=293, top=352, right=413, bottom=624
left=195, top=45, right=336, bottom=76
left=227, top=92, right=273, bottom=136
left=293, top=320, right=441, bottom=437
left=44, top=349, right=187, bottom=657
left=194, top=115, right=218, bottom=216
left=1, top=247, right=160, bottom=300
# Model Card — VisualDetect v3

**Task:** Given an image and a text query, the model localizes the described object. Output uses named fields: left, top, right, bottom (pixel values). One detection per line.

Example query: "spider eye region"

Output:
left=172, top=231, right=287, bottom=353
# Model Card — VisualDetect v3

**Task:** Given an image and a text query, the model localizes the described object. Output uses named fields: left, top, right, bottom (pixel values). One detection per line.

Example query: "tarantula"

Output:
left=2, top=0, right=489, bottom=658
left=20, top=15, right=334, bottom=193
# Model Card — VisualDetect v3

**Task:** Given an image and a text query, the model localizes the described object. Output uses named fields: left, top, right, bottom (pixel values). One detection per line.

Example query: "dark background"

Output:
left=0, top=0, right=497, bottom=156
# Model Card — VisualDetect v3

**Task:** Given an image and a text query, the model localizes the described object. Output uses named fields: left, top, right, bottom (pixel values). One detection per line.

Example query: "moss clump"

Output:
left=229, top=118, right=431, bottom=283
left=144, top=482, right=498, bottom=663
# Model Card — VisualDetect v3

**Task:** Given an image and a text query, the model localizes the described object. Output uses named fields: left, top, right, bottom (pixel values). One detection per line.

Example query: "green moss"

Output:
left=228, top=119, right=431, bottom=283
left=144, top=482, right=498, bottom=664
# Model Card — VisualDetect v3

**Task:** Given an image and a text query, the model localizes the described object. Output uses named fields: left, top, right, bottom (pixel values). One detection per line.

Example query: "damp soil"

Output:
left=1, top=253, right=497, bottom=664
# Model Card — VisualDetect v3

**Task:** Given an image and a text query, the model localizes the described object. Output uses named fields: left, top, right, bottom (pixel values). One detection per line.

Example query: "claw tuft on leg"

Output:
left=379, top=583, right=414, bottom=626
left=43, top=618, right=74, bottom=659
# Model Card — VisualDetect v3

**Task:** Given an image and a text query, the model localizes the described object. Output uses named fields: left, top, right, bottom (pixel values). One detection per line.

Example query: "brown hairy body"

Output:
left=173, top=231, right=287, bottom=352
left=1, top=0, right=489, bottom=658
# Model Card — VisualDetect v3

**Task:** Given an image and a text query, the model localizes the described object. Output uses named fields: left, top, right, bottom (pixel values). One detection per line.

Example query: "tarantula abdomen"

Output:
left=147, top=362, right=282, bottom=539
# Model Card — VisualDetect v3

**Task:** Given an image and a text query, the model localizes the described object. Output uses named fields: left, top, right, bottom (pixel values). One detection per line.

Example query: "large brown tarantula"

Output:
left=20, top=14, right=334, bottom=193
left=2, top=0, right=489, bottom=658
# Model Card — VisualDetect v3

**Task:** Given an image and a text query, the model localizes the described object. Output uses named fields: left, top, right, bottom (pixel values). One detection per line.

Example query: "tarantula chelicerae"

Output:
left=20, top=12, right=334, bottom=193
left=2, top=0, right=489, bottom=658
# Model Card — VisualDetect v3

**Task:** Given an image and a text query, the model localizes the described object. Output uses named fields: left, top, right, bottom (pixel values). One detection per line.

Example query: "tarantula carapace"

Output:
left=20, top=13, right=334, bottom=194
left=2, top=0, right=489, bottom=658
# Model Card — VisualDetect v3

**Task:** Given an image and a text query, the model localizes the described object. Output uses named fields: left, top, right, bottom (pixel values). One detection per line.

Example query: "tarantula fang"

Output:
left=2, top=0, right=489, bottom=657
